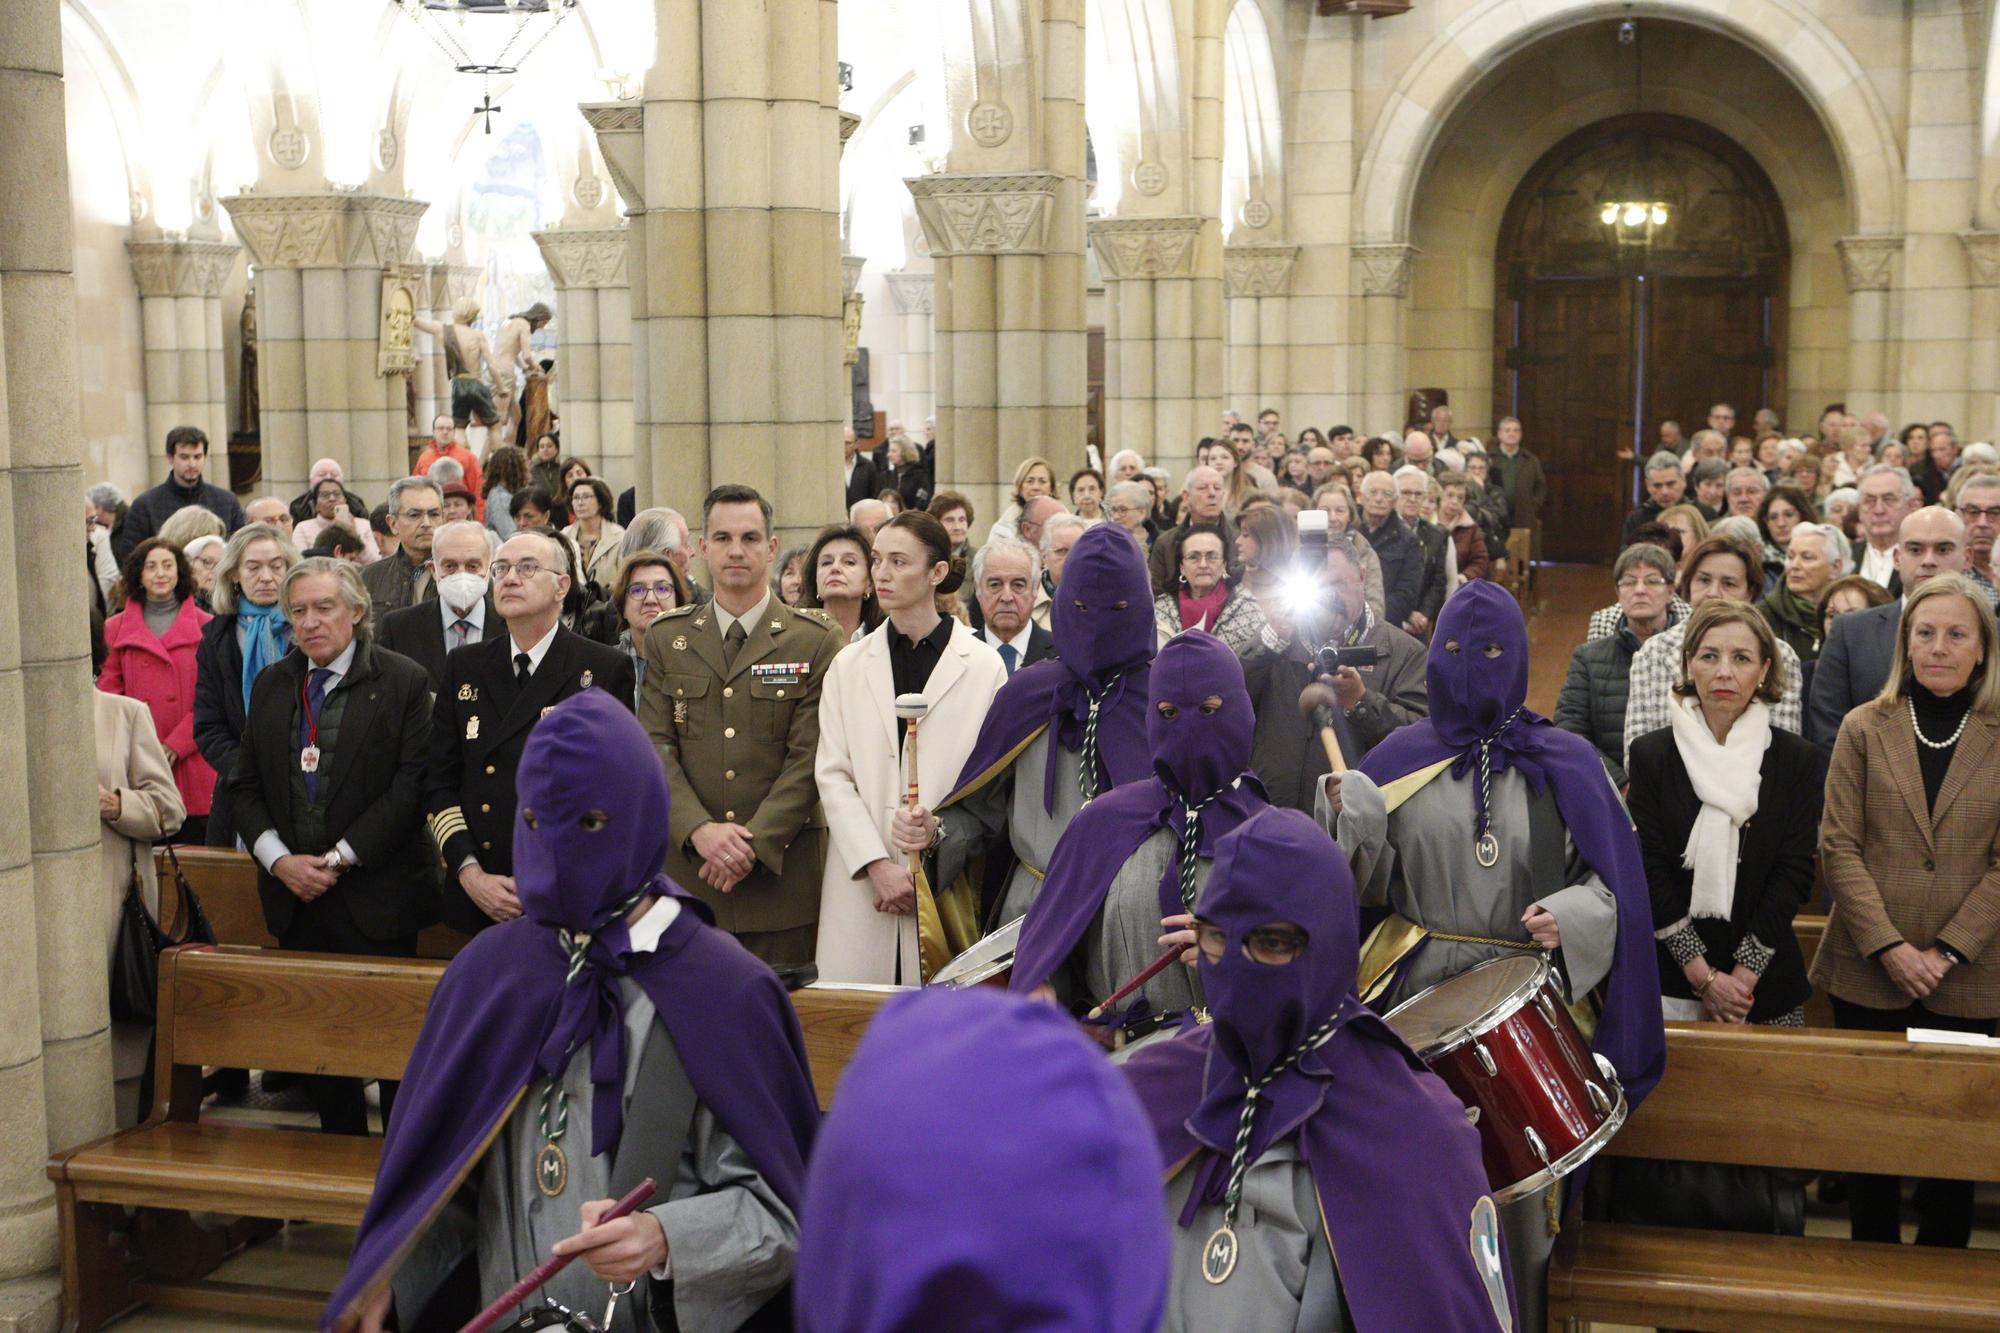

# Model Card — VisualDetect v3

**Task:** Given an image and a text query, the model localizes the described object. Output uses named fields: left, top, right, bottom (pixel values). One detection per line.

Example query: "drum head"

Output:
left=932, top=916, right=1024, bottom=988
left=1384, top=953, right=1549, bottom=1056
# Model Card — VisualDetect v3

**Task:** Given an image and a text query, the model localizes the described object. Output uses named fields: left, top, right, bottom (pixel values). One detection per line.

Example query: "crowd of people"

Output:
left=77, top=398, right=2000, bottom=1331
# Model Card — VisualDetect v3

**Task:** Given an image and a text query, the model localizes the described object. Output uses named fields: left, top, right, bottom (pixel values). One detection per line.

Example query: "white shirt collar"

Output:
left=625, top=894, right=683, bottom=953
left=307, top=638, right=360, bottom=690
left=509, top=620, right=561, bottom=673
left=713, top=591, right=772, bottom=640
left=441, top=596, right=486, bottom=635
left=984, top=623, right=1034, bottom=654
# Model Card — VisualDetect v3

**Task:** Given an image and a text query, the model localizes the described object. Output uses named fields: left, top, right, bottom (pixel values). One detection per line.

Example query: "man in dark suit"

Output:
left=972, top=536, right=1055, bottom=672
left=377, top=520, right=494, bottom=692
left=426, top=529, right=635, bottom=935
left=843, top=424, right=881, bottom=510
left=1809, top=506, right=1969, bottom=747
left=228, top=557, right=438, bottom=1135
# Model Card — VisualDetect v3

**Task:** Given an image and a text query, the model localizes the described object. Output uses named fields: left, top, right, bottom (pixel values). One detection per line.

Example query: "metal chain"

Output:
left=1216, top=1008, right=1345, bottom=1233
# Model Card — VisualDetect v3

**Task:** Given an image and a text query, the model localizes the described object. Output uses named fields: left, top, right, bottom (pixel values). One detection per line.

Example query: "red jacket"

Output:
left=414, top=442, right=486, bottom=521
left=99, top=598, right=217, bottom=817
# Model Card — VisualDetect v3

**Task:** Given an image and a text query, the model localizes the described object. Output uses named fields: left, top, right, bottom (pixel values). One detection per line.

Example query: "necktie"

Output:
left=998, top=642, right=1018, bottom=675
left=723, top=620, right=748, bottom=671
left=452, top=618, right=472, bottom=650
left=515, top=652, right=532, bottom=689
left=302, top=667, right=331, bottom=803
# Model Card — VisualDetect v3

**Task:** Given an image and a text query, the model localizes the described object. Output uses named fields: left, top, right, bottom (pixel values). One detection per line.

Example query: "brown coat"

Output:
left=95, top=689, right=185, bottom=1085
left=1813, top=699, right=2000, bottom=1017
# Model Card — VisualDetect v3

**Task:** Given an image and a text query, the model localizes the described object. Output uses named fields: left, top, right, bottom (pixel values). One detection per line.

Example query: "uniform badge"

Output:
left=672, top=635, right=688, bottom=651
left=457, top=684, right=476, bottom=701
left=770, top=619, right=783, bottom=631
left=542, top=705, right=557, bottom=718
left=580, top=669, right=594, bottom=689
left=673, top=699, right=688, bottom=725
left=465, top=716, right=480, bottom=740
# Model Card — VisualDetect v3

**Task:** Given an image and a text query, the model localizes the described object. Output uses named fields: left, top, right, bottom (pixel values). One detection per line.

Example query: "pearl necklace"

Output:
left=1908, top=696, right=1971, bottom=750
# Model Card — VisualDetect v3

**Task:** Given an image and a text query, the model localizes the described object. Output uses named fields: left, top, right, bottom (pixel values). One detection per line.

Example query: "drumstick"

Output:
left=1087, top=943, right=1185, bottom=1019
left=1297, top=681, right=1348, bottom=773
left=457, top=1177, right=657, bottom=1333
left=894, top=694, right=930, bottom=876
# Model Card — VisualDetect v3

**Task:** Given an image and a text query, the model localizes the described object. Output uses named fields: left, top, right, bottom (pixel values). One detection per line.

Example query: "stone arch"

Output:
left=59, top=0, right=150, bottom=224
left=1084, top=0, right=1186, bottom=214
left=1221, top=0, right=1283, bottom=240
left=1352, top=0, right=1904, bottom=244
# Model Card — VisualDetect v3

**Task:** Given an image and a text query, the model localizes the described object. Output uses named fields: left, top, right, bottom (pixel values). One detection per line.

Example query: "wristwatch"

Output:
left=323, top=848, right=346, bottom=871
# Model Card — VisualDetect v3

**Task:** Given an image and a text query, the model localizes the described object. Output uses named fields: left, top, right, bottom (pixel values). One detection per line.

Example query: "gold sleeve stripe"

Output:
left=428, top=808, right=469, bottom=850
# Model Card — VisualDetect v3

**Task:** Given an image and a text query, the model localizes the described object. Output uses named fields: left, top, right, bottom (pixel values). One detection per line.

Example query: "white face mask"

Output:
left=438, top=570, right=490, bottom=612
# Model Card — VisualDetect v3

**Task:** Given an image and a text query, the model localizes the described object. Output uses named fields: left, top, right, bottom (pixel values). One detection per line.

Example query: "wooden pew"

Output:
left=157, top=847, right=468, bottom=959
left=48, top=945, right=889, bottom=1330
left=1548, top=1022, right=2000, bottom=1331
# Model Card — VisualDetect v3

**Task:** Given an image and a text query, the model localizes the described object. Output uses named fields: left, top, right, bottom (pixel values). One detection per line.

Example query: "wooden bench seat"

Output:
left=158, top=846, right=468, bottom=959
left=1549, top=1022, right=2000, bottom=1332
left=59, top=1121, right=383, bottom=1225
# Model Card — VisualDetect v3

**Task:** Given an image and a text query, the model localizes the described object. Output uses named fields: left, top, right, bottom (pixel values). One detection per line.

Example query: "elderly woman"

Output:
left=1819, top=574, right=1893, bottom=646
left=183, top=534, right=225, bottom=605
left=1556, top=543, right=1680, bottom=786
left=805, top=522, right=882, bottom=642
left=773, top=545, right=808, bottom=606
left=1313, top=485, right=1387, bottom=620
left=928, top=490, right=976, bottom=563
left=1759, top=520, right=1849, bottom=666
left=1105, top=479, right=1155, bottom=547
left=1435, top=470, right=1491, bottom=585
left=295, top=476, right=382, bottom=563
left=1813, top=574, right=2000, bottom=1247
left=1068, top=467, right=1106, bottom=522
left=608, top=551, right=690, bottom=707
left=1151, top=524, right=1271, bottom=661
left=560, top=476, right=625, bottom=592
left=100, top=538, right=214, bottom=845
left=192, top=523, right=300, bottom=848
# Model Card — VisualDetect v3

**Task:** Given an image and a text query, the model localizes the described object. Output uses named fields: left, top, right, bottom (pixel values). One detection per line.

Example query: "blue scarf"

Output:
left=238, top=601, right=291, bottom=708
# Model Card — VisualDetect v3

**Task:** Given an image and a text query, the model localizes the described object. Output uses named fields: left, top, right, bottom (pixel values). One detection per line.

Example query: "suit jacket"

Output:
left=378, top=597, right=497, bottom=693
left=980, top=624, right=1056, bottom=672
left=1360, top=514, right=1425, bottom=628
left=1849, top=543, right=1903, bottom=599
left=1626, top=725, right=1824, bottom=1020
left=192, top=613, right=248, bottom=846
left=1409, top=518, right=1450, bottom=623
left=227, top=641, right=440, bottom=941
left=844, top=455, right=882, bottom=509
left=641, top=600, right=844, bottom=935
left=1814, top=700, right=2000, bottom=1017
left=425, top=626, right=637, bottom=933
left=1807, top=599, right=1899, bottom=748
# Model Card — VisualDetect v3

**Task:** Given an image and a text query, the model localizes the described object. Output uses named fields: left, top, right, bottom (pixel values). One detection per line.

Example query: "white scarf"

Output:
left=1669, top=693, right=1771, bottom=920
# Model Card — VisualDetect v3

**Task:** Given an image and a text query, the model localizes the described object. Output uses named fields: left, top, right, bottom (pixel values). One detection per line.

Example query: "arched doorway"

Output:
left=1493, top=114, right=1788, bottom=564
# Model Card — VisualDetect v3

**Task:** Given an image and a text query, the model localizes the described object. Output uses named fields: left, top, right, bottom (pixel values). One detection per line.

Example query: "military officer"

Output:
left=640, top=485, right=842, bottom=967
left=426, top=529, right=635, bottom=935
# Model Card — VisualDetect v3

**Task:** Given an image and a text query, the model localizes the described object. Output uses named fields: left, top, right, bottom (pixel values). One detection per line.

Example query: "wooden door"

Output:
left=1644, top=276, right=1780, bottom=448
left=1507, top=277, right=1634, bottom=565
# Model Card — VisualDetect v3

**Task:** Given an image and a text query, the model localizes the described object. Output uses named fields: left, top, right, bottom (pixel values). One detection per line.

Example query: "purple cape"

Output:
left=324, top=692, right=819, bottom=1330
left=1009, top=631, right=1268, bottom=998
left=1121, top=809, right=1515, bottom=1331
left=1357, top=581, right=1665, bottom=1111
left=795, top=986, right=1168, bottom=1332
left=946, top=524, right=1156, bottom=813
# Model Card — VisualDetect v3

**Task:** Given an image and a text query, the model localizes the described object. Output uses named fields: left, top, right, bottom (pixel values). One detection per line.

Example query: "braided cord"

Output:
left=1473, top=706, right=1524, bottom=844
left=1176, top=794, right=1216, bottom=915
left=1078, top=694, right=1103, bottom=800
left=1217, top=1008, right=1345, bottom=1231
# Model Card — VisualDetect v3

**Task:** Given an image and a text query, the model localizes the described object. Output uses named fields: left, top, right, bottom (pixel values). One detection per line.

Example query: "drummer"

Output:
left=1007, top=630, right=1268, bottom=1027
left=1120, top=807, right=1515, bottom=1331
left=1320, top=580, right=1663, bottom=1328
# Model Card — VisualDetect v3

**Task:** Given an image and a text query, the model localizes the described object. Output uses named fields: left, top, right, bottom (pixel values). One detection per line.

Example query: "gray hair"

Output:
left=431, top=519, right=488, bottom=560
left=386, top=475, right=442, bottom=514
left=1957, top=470, right=2000, bottom=498
left=1392, top=464, right=1429, bottom=484
left=1857, top=462, right=1916, bottom=500
left=1689, top=458, right=1730, bottom=485
left=210, top=521, right=302, bottom=614
left=621, top=507, right=683, bottom=560
left=1644, top=450, right=1682, bottom=475
left=1726, top=466, right=1769, bottom=491
left=850, top=497, right=890, bottom=525
left=427, top=456, right=466, bottom=487
left=1963, top=442, right=1999, bottom=467
left=971, top=535, right=1041, bottom=589
left=1789, top=521, right=1851, bottom=569
left=1107, top=449, right=1144, bottom=475
left=1108, top=480, right=1151, bottom=513
left=505, top=527, right=571, bottom=578
left=157, top=504, right=227, bottom=549
left=1040, top=513, right=1091, bottom=556
left=1710, top=515, right=1761, bottom=547
left=86, top=482, right=123, bottom=510
left=281, top=556, right=372, bottom=640
left=1613, top=542, right=1676, bottom=585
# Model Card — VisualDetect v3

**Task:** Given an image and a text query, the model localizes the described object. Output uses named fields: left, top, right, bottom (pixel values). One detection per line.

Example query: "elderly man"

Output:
left=1356, top=470, right=1424, bottom=628
left=1725, top=465, right=1770, bottom=518
left=1148, top=467, right=1233, bottom=593
left=1305, top=445, right=1338, bottom=494
left=1658, top=419, right=1684, bottom=453
left=361, top=477, right=443, bottom=628
left=1106, top=480, right=1154, bottom=545
left=1689, top=457, right=1729, bottom=519
left=973, top=537, right=1052, bottom=673
left=1556, top=543, right=1679, bottom=786
left=1401, top=430, right=1439, bottom=478
left=1393, top=464, right=1450, bottom=635
left=1682, top=429, right=1727, bottom=472
left=228, top=557, right=436, bottom=1134
left=1808, top=506, right=1981, bottom=748
left=378, top=520, right=494, bottom=692
left=1017, top=495, right=1067, bottom=556
left=1622, top=451, right=1688, bottom=544
left=1852, top=463, right=1918, bottom=591
left=1707, top=402, right=1737, bottom=438
left=245, top=496, right=294, bottom=540
left=1032, top=513, right=1091, bottom=631
left=1955, top=471, right=2000, bottom=589
left=842, top=424, right=881, bottom=509
left=1914, top=424, right=1960, bottom=504
left=1859, top=410, right=1891, bottom=453
left=849, top=497, right=890, bottom=541
left=1426, top=401, right=1457, bottom=452
left=1758, top=521, right=1849, bottom=664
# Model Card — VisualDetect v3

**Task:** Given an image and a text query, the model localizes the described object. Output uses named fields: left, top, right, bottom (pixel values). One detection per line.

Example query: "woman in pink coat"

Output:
left=99, top=537, right=216, bottom=844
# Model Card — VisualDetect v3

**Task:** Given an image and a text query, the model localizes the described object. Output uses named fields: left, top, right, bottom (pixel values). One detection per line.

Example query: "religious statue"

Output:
left=239, top=286, right=259, bottom=439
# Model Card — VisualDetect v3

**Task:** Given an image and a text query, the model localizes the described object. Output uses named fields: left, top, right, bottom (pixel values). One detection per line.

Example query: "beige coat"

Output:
left=1814, top=699, right=2000, bottom=1017
left=813, top=618, right=1006, bottom=983
left=95, top=689, right=185, bottom=1084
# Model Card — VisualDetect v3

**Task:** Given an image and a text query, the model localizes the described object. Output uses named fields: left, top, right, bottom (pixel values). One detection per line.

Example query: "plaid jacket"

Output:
left=1587, top=597, right=1693, bottom=642
left=1621, top=618, right=1803, bottom=770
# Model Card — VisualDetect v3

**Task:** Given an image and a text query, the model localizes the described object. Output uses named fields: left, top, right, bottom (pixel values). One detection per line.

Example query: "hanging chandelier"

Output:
left=1596, top=21, right=1671, bottom=239
left=395, top=1, right=581, bottom=134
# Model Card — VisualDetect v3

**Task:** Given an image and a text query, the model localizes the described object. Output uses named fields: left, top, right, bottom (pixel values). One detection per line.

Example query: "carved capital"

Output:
left=885, top=271, right=934, bottom=315
left=1960, top=231, right=2000, bottom=287
left=581, top=101, right=646, bottom=213
left=1352, top=243, right=1418, bottom=298
left=1088, top=217, right=1205, bottom=281
left=1836, top=235, right=1902, bottom=292
left=221, top=192, right=428, bottom=270
left=906, top=172, right=1061, bottom=257
left=839, top=111, right=862, bottom=154
left=533, top=225, right=630, bottom=289
left=126, top=239, right=241, bottom=299
left=424, top=262, right=484, bottom=310
left=842, top=254, right=868, bottom=301
left=1223, top=244, right=1299, bottom=299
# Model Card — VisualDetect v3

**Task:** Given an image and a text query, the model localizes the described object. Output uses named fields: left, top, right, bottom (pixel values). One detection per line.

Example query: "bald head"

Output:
left=1402, top=430, right=1434, bottom=466
left=1896, top=505, right=1969, bottom=590
left=1019, top=495, right=1067, bottom=548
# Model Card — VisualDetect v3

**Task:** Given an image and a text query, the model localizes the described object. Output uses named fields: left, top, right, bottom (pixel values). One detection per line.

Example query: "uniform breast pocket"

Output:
left=663, top=673, right=711, bottom=738
left=748, top=677, right=800, bottom=742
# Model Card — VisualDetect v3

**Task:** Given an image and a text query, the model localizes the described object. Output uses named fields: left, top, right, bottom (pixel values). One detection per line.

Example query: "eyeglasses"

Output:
left=1617, top=576, right=1671, bottom=591
left=398, top=507, right=444, bottom=523
left=490, top=559, right=555, bottom=581
left=625, top=581, right=676, bottom=601
left=1958, top=505, right=2000, bottom=523
left=1194, top=921, right=1310, bottom=966
left=1182, top=551, right=1224, bottom=565
left=1109, top=502, right=1142, bottom=516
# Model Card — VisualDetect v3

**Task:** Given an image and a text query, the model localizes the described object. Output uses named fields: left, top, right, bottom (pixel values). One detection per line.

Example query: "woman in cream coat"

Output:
left=815, top=512, right=1005, bottom=984
left=95, top=687, right=185, bottom=1125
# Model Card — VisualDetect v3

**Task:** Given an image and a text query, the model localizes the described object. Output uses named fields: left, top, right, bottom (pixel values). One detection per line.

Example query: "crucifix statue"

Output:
left=475, top=92, right=502, bottom=134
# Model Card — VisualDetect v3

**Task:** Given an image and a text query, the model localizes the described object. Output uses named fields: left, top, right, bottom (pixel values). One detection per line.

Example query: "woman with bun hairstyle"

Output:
left=814, top=510, right=1007, bottom=983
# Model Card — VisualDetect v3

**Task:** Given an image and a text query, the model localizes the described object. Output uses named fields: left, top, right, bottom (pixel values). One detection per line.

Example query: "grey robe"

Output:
left=1324, top=764, right=1619, bottom=1333
left=393, top=978, right=798, bottom=1332
left=1162, top=1141, right=1347, bottom=1332
left=936, top=729, right=1087, bottom=926
left=1074, top=827, right=1207, bottom=1016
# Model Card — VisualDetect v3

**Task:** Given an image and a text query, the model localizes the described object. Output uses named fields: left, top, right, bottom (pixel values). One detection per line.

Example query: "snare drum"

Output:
left=930, top=917, right=1023, bottom=989
left=1384, top=953, right=1625, bottom=1202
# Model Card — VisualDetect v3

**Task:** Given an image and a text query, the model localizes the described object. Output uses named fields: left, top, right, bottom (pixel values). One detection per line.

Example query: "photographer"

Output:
left=1247, top=523, right=1427, bottom=811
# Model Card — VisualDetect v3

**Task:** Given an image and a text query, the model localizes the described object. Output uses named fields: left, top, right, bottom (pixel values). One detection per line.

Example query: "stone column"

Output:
left=587, top=0, right=845, bottom=552
left=220, top=193, right=429, bottom=502
left=1223, top=243, right=1299, bottom=430
left=1091, top=217, right=1219, bottom=478
left=884, top=271, right=934, bottom=433
left=532, top=226, right=632, bottom=488
left=1352, top=242, right=1418, bottom=435
left=125, top=240, right=241, bottom=485
left=1837, top=236, right=1901, bottom=414
left=0, top=2, right=112, bottom=1318
left=1961, top=232, right=2000, bottom=441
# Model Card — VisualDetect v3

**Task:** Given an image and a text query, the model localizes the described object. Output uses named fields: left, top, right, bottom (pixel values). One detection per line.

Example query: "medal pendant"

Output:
left=1475, top=832, right=1500, bottom=868
left=535, top=1140, right=569, bottom=1198
left=299, top=745, right=321, bottom=774
left=1201, top=1224, right=1239, bottom=1284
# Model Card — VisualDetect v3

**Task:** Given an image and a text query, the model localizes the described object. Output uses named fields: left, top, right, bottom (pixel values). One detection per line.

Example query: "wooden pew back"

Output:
left=155, top=847, right=466, bottom=959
